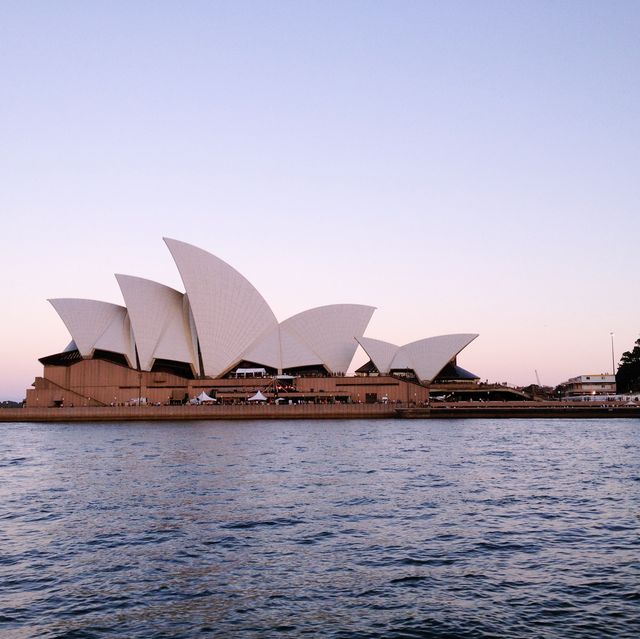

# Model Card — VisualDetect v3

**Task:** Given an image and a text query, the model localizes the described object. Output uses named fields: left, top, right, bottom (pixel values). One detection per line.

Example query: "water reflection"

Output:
left=0, top=418, right=639, bottom=638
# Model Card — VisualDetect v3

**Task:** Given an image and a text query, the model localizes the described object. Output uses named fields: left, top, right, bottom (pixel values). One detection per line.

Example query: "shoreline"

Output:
left=1, top=401, right=639, bottom=422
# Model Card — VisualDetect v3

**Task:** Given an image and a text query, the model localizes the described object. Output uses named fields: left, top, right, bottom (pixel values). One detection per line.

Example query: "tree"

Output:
left=616, top=337, right=640, bottom=393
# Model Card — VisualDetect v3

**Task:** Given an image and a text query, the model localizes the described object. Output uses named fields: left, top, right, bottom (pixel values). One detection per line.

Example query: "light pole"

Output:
left=610, top=331, right=615, bottom=376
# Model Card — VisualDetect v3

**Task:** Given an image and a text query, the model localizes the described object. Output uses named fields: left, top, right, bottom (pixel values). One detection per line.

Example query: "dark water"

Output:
left=1, top=418, right=639, bottom=639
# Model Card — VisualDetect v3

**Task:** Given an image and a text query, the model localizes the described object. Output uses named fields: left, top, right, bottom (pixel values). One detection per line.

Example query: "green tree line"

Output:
left=616, top=337, right=640, bottom=393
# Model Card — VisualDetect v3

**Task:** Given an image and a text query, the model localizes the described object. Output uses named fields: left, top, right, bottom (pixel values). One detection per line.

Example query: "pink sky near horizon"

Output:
left=1, top=2, right=638, bottom=400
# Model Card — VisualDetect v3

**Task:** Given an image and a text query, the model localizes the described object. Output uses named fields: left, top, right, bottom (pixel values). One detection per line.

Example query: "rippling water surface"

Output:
left=1, top=418, right=639, bottom=638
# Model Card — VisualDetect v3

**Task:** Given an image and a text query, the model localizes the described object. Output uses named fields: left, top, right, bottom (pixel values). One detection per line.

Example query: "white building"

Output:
left=46, top=238, right=479, bottom=384
left=559, top=374, right=617, bottom=397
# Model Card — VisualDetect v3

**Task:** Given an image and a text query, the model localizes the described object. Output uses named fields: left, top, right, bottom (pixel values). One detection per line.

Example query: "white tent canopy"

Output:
left=193, top=391, right=216, bottom=403
left=247, top=390, right=267, bottom=402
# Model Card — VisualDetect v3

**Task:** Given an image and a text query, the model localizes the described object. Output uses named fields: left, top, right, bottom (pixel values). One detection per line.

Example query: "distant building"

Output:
left=559, top=374, right=616, bottom=398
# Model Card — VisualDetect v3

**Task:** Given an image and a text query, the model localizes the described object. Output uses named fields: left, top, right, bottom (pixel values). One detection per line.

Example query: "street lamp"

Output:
left=610, top=331, right=615, bottom=376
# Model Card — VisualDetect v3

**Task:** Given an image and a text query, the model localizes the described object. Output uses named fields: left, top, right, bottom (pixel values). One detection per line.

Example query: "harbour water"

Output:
left=1, top=418, right=639, bottom=638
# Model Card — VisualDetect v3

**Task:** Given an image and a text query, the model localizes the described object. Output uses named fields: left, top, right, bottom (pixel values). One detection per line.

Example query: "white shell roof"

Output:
left=164, top=238, right=278, bottom=378
left=358, top=333, right=478, bottom=383
left=46, top=239, right=478, bottom=383
left=116, top=274, right=198, bottom=373
left=240, top=324, right=322, bottom=371
left=49, top=298, right=136, bottom=367
left=184, top=295, right=200, bottom=371
left=281, top=304, right=375, bottom=373
left=397, top=334, right=478, bottom=382
left=356, top=337, right=399, bottom=375
left=240, top=325, right=282, bottom=370
left=279, top=324, right=324, bottom=370
left=241, top=305, right=373, bottom=373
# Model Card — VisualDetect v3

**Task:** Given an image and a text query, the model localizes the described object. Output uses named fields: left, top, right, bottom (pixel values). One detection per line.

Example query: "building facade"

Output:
left=559, top=374, right=617, bottom=398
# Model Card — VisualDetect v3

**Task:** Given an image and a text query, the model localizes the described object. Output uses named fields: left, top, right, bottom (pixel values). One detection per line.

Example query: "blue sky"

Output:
left=1, top=1, right=639, bottom=399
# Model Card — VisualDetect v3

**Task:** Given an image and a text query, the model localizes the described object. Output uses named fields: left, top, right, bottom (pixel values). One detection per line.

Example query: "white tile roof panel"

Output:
left=393, top=333, right=479, bottom=383
left=164, top=238, right=278, bottom=378
left=240, top=325, right=282, bottom=370
left=356, top=337, right=399, bottom=375
left=282, top=304, right=375, bottom=374
left=49, top=298, right=135, bottom=366
left=116, top=274, right=197, bottom=372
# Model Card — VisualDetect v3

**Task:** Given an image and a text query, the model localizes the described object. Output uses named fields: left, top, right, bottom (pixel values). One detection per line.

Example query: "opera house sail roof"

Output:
left=45, top=238, right=478, bottom=384
left=164, top=238, right=280, bottom=378
left=357, top=334, right=479, bottom=384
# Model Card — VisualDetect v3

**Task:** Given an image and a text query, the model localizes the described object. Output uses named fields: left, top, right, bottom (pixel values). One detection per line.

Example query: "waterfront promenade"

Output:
left=1, top=401, right=639, bottom=422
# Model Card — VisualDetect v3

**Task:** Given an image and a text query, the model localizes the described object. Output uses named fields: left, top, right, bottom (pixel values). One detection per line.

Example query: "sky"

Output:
left=1, top=1, right=639, bottom=400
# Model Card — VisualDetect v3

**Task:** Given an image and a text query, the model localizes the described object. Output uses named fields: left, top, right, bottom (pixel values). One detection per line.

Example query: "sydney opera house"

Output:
left=26, top=239, right=480, bottom=408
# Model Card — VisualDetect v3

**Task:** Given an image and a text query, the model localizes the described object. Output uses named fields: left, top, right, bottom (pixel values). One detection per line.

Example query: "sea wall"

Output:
left=403, top=402, right=640, bottom=419
left=0, top=402, right=395, bottom=422
left=2, top=401, right=640, bottom=423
